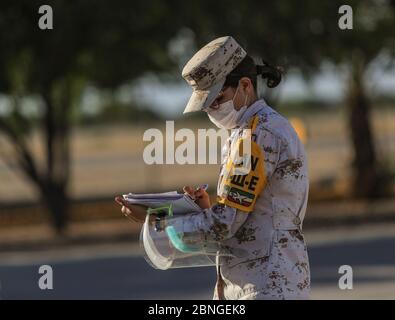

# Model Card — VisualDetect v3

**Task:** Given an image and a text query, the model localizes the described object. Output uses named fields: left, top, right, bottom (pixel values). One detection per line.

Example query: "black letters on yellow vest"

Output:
left=217, top=116, right=267, bottom=212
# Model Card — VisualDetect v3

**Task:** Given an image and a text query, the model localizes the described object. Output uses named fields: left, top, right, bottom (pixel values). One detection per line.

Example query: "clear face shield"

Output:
left=140, top=204, right=247, bottom=270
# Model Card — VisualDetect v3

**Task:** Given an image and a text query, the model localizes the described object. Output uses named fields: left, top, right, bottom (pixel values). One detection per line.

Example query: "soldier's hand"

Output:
left=115, top=196, right=149, bottom=223
left=183, top=186, right=211, bottom=209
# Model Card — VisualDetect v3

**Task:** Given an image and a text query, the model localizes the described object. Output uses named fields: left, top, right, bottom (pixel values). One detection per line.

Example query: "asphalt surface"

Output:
left=0, top=223, right=395, bottom=300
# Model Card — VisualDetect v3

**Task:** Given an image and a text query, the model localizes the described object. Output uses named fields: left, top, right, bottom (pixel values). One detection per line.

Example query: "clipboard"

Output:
left=122, top=191, right=203, bottom=215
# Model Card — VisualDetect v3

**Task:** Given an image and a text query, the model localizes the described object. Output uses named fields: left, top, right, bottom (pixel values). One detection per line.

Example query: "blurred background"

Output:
left=0, top=0, right=395, bottom=299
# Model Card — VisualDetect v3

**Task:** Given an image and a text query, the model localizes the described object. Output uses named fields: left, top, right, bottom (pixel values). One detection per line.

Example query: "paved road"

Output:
left=0, top=224, right=395, bottom=300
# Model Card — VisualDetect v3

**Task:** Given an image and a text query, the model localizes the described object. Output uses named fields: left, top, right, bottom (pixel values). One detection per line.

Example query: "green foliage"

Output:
left=79, top=101, right=163, bottom=125
left=177, top=0, right=395, bottom=74
left=0, top=0, right=394, bottom=227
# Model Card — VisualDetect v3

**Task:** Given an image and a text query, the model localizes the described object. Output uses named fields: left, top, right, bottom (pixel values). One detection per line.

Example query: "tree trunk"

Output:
left=347, top=52, right=380, bottom=198
left=42, top=83, right=72, bottom=234
left=42, top=182, right=69, bottom=234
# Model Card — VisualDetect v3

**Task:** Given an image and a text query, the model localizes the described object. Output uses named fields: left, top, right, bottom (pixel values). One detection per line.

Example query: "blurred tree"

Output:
left=0, top=0, right=394, bottom=238
left=178, top=0, right=395, bottom=198
left=301, top=0, right=395, bottom=198
left=0, top=0, right=180, bottom=233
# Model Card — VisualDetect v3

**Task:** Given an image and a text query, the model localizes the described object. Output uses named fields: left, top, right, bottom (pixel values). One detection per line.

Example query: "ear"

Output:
left=240, top=77, right=252, bottom=93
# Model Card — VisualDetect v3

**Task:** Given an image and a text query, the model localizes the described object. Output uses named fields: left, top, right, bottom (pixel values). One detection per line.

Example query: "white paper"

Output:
left=122, top=191, right=202, bottom=214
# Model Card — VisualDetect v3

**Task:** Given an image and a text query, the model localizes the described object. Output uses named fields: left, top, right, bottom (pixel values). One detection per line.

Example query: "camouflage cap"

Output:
left=182, top=36, right=247, bottom=114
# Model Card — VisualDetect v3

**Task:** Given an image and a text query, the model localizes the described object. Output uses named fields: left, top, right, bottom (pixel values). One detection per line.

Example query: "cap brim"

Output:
left=183, top=78, right=225, bottom=114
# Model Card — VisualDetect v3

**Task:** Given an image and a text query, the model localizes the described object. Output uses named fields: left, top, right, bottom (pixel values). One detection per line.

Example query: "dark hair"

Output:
left=224, top=55, right=282, bottom=92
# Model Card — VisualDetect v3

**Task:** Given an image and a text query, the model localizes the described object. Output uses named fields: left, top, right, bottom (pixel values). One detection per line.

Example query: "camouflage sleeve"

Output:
left=176, top=124, right=283, bottom=242
left=255, top=126, right=283, bottom=180
left=179, top=204, right=248, bottom=242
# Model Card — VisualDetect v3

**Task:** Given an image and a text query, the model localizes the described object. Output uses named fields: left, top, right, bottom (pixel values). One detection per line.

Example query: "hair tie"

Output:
left=256, top=61, right=282, bottom=88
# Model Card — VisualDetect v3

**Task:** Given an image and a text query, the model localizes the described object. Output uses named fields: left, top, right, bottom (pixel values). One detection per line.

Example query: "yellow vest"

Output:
left=217, top=115, right=267, bottom=212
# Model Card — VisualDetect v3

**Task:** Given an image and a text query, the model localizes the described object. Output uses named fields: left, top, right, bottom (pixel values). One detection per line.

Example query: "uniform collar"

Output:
left=236, top=98, right=268, bottom=128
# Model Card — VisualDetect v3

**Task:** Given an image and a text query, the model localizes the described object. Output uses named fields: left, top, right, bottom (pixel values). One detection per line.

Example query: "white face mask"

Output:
left=207, top=84, right=249, bottom=129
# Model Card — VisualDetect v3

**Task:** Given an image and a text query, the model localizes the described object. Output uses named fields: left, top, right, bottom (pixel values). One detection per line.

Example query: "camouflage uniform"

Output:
left=182, top=99, right=310, bottom=300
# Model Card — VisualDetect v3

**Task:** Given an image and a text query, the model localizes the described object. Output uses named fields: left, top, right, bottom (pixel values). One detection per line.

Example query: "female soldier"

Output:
left=116, top=36, right=310, bottom=300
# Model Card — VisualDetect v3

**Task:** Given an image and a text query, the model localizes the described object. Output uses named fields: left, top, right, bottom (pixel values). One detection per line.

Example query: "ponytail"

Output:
left=225, top=55, right=283, bottom=90
left=256, top=60, right=282, bottom=88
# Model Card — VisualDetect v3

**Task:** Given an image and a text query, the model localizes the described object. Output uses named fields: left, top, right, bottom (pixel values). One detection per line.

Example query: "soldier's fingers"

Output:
left=115, top=196, right=124, bottom=206
left=116, top=197, right=136, bottom=210
left=195, top=189, right=206, bottom=198
left=121, top=206, right=132, bottom=215
left=116, top=196, right=129, bottom=207
left=183, top=186, right=194, bottom=195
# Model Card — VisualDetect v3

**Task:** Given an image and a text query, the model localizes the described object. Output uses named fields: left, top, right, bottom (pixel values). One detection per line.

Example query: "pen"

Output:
left=184, top=184, right=209, bottom=201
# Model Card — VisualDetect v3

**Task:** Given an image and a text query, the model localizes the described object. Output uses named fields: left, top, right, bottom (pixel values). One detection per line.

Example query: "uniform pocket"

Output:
left=271, top=197, right=301, bottom=231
